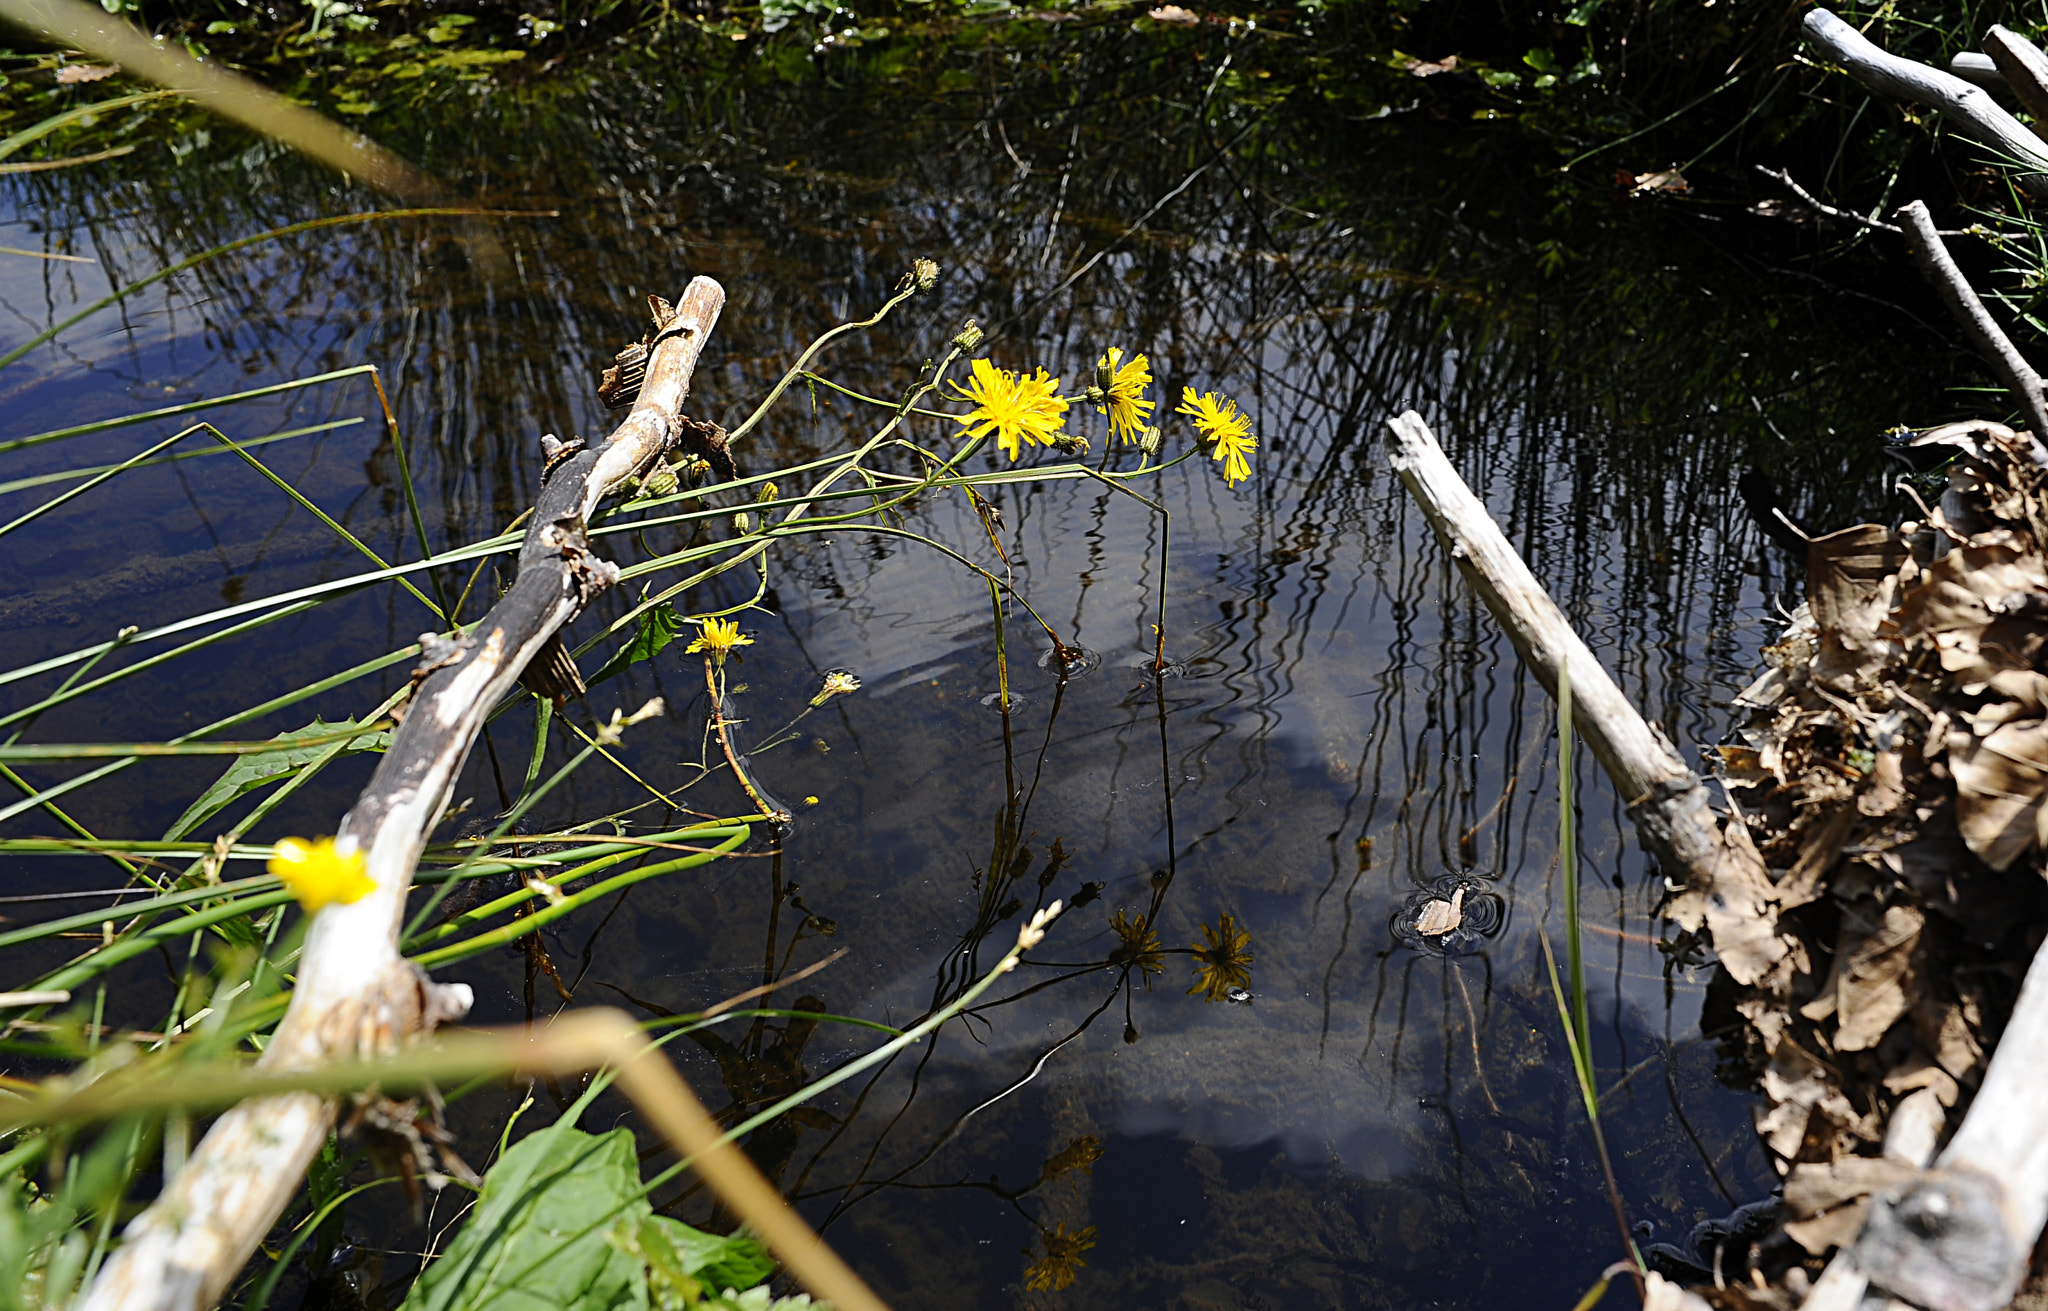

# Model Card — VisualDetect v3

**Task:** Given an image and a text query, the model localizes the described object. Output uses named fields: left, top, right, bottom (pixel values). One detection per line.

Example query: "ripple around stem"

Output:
left=1390, top=873, right=1506, bottom=957
left=1036, top=644, right=1101, bottom=680
left=980, top=691, right=1031, bottom=711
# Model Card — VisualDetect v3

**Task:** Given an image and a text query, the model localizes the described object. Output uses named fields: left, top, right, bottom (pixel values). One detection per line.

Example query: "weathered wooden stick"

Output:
left=1896, top=199, right=2048, bottom=450
left=1385, top=412, right=1772, bottom=969
left=1797, top=944, right=2048, bottom=1311
left=1950, top=51, right=2007, bottom=93
left=1804, top=8, right=2048, bottom=198
left=1985, top=27, right=2048, bottom=143
left=77, top=277, right=726, bottom=1311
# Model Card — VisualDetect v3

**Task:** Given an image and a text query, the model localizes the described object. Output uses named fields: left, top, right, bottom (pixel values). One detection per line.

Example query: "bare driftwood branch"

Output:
left=1985, top=26, right=2048, bottom=143
left=77, top=277, right=728, bottom=1311
left=1804, top=8, right=2048, bottom=198
left=1896, top=199, right=2048, bottom=449
left=1950, top=51, right=2007, bottom=93
left=1754, top=166, right=1983, bottom=238
left=1385, top=413, right=1774, bottom=975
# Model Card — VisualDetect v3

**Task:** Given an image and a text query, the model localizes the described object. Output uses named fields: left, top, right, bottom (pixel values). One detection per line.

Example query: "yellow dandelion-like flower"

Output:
left=1022, top=1223, right=1097, bottom=1292
left=1094, top=347, right=1155, bottom=445
left=268, top=836, right=375, bottom=915
left=1108, top=907, right=1164, bottom=986
left=951, top=357, right=1068, bottom=461
left=685, top=615, right=754, bottom=666
left=1188, top=911, right=1252, bottom=1003
left=1176, top=387, right=1257, bottom=487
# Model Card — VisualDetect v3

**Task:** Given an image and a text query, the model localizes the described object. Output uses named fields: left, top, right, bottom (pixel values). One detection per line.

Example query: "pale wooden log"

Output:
left=1896, top=199, right=2048, bottom=448
left=1950, top=52, right=2007, bottom=93
left=1986, top=27, right=2048, bottom=143
left=1804, top=8, right=2048, bottom=198
left=77, top=278, right=726, bottom=1311
left=1386, top=412, right=1768, bottom=917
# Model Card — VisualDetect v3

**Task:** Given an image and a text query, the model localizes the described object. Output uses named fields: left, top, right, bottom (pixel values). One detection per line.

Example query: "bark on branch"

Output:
left=1385, top=412, right=1770, bottom=951
left=1803, top=8, right=2048, bottom=198
left=77, top=277, right=727, bottom=1311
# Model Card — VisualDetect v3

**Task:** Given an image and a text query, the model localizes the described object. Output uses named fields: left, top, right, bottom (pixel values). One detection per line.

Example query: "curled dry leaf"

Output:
left=1413, top=885, right=1464, bottom=936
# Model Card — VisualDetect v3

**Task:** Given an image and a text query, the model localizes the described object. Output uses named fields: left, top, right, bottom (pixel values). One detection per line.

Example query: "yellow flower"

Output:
left=951, top=357, right=1068, bottom=461
left=268, top=837, right=375, bottom=915
left=1109, top=908, right=1164, bottom=986
left=1188, top=911, right=1252, bottom=1002
left=809, top=669, right=861, bottom=707
left=1094, top=347, right=1154, bottom=445
left=686, top=615, right=753, bottom=666
left=1022, top=1223, right=1097, bottom=1292
left=1176, top=387, right=1257, bottom=487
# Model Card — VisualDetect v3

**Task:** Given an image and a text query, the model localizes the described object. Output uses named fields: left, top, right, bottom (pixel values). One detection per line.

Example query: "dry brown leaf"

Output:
left=1780, top=805, right=1858, bottom=909
left=1835, top=904, right=1923, bottom=1051
left=1859, top=749, right=1907, bottom=816
left=1949, top=719, right=2048, bottom=871
left=1413, top=886, right=1464, bottom=936
left=55, top=63, right=118, bottom=84
left=1403, top=54, right=1458, bottom=76
left=1810, top=522, right=1900, bottom=655
left=1146, top=5, right=1200, bottom=22
left=1784, top=1198, right=1874, bottom=1256
left=1785, top=1156, right=1919, bottom=1218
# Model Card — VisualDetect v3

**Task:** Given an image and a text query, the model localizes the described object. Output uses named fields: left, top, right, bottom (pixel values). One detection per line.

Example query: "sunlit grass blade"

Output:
left=0, top=419, right=361, bottom=497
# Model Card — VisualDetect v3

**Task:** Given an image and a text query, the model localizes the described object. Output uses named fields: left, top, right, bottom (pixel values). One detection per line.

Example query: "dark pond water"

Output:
left=0, top=26, right=1985, bottom=1309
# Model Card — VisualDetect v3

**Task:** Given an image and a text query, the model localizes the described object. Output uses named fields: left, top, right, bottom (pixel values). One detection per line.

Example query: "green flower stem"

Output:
left=723, top=280, right=921, bottom=447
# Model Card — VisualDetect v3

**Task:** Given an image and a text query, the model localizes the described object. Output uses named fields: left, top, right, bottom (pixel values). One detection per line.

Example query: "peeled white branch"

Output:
left=1804, top=8, right=2048, bottom=198
left=1385, top=412, right=1771, bottom=966
left=1896, top=199, right=2048, bottom=449
left=77, top=277, right=727, bottom=1311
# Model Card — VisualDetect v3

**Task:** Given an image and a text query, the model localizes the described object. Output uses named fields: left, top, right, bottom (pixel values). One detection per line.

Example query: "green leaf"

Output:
left=162, top=717, right=389, bottom=842
left=400, top=1125, right=650, bottom=1311
left=589, top=603, right=684, bottom=687
left=655, top=1217, right=774, bottom=1296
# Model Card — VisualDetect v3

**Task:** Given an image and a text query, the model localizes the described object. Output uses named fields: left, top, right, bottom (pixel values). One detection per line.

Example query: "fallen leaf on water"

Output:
left=1147, top=5, right=1199, bottom=23
left=55, top=64, right=119, bottom=84
left=1414, top=886, right=1465, bottom=936
left=1404, top=54, right=1458, bottom=76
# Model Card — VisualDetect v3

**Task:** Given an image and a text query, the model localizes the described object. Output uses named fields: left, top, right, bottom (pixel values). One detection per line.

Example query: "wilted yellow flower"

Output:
left=951, top=357, right=1068, bottom=461
left=1109, top=907, right=1164, bottom=986
left=269, top=837, right=375, bottom=915
left=1023, top=1223, right=1097, bottom=1292
left=1188, top=911, right=1252, bottom=1002
left=1094, top=348, right=1155, bottom=445
left=809, top=669, right=862, bottom=706
left=686, top=615, right=753, bottom=666
left=1177, top=387, right=1257, bottom=487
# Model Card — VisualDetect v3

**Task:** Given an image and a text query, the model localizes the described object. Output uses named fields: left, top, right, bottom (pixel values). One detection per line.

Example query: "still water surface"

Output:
left=0, top=33, right=1975, bottom=1308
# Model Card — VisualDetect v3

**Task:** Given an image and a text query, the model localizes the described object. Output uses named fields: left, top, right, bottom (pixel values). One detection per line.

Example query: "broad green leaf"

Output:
left=624, top=1216, right=776, bottom=1308
left=400, top=1125, right=649, bottom=1311
left=163, top=717, right=389, bottom=842
left=590, top=602, right=684, bottom=687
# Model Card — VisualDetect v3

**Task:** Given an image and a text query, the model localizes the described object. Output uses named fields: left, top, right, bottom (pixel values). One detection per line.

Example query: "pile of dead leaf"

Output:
left=1677, top=421, right=2048, bottom=1299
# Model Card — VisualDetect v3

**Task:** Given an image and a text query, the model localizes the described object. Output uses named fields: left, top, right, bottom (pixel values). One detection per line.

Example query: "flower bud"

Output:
left=1052, top=431, right=1091, bottom=456
left=952, top=319, right=983, bottom=352
left=732, top=510, right=753, bottom=534
left=1095, top=355, right=1115, bottom=393
left=913, top=258, right=939, bottom=292
left=1084, top=385, right=1107, bottom=405
left=1138, top=425, right=1163, bottom=456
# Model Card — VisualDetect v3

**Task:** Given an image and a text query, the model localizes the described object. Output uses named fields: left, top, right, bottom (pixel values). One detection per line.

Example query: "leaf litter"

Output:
left=1670, top=422, right=2048, bottom=1300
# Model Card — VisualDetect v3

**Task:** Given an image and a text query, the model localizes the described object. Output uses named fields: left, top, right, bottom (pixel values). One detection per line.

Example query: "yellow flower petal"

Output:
left=1094, top=347, right=1155, bottom=445
left=685, top=615, right=755, bottom=666
left=268, top=836, right=375, bottom=915
left=1175, top=387, right=1257, bottom=488
left=951, top=357, right=1068, bottom=461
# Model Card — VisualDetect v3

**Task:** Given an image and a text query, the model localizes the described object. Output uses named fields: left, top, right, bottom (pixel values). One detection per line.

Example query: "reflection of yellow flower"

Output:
left=1176, top=387, right=1256, bottom=487
left=951, top=357, right=1068, bottom=461
left=686, top=615, right=753, bottom=666
left=269, top=837, right=375, bottom=915
left=1023, top=1223, right=1097, bottom=1292
left=1038, top=1135, right=1103, bottom=1187
left=1095, top=348, right=1154, bottom=444
left=1109, top=908, right=1164, bottom=986
left=1188, top=912, right=1252, bottom=1002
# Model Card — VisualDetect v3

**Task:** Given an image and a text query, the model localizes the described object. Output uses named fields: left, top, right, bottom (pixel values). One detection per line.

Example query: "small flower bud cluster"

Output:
left=952, top=319, right=984, bottom=352
left=999, top=899, right=1065, bottom=971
